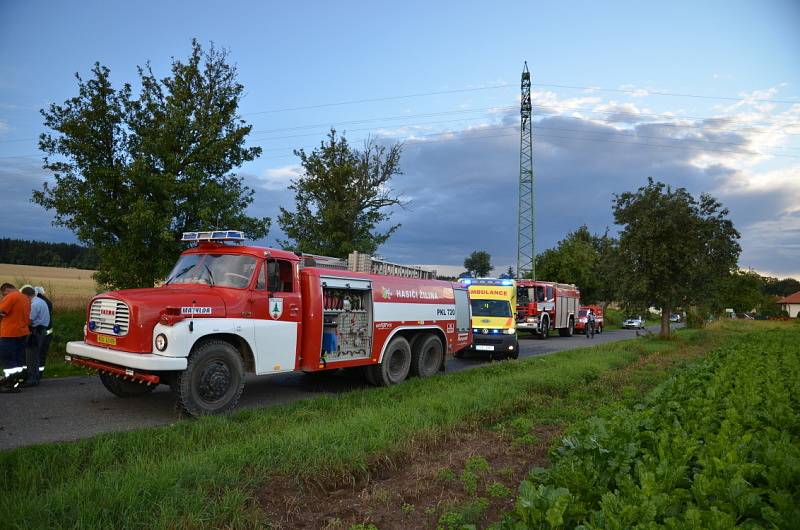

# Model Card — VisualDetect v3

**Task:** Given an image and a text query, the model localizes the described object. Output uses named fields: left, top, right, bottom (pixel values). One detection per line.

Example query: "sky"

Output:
left=1, top=0, right=799, bottom=278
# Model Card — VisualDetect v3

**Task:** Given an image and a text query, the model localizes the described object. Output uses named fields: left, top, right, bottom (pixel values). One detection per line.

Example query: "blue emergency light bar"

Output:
left=181, top=230, right=245, bottom=243
left=459, top=278, right=514, bottom=286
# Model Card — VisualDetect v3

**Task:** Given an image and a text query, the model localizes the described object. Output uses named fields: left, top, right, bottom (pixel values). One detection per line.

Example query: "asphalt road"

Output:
left=0, top=326, right=663, bottom=450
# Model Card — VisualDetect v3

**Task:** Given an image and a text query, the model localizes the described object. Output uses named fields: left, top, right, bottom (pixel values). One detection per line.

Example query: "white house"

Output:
left=776, top=291, right=800, bottom=318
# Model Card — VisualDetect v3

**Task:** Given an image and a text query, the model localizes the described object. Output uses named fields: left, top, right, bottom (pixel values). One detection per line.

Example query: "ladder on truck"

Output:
left=300, top=251, right=437, bottom=279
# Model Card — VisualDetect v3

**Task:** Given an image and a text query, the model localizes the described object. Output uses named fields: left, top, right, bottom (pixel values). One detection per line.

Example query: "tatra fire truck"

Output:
left=459, top=278, right=518, bottom=359
left=515, top=280, right=580, bottom=339
left=65, top=231, right=472, bottom=416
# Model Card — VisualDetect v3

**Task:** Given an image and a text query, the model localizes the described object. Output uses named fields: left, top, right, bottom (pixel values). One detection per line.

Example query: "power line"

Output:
left=244, top=83, right=512, bottom=115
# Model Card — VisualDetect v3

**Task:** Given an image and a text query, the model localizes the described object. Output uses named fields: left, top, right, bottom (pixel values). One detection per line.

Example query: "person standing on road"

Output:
left=22, top=285, right=50, bottom=387
left=33, top=286, right=53, bottom=380
left=585, top=309, right=596, bottom=339
left=0, top=283, right=31, bottom=393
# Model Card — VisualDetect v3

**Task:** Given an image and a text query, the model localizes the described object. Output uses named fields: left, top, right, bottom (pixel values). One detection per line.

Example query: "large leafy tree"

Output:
left=613, top=178, right=740, bottom=336
left=34, top=40, right=268, bottom=289
left=277, top=129, right=403, bottom=257
left=464, top=250, right=493, bottom=277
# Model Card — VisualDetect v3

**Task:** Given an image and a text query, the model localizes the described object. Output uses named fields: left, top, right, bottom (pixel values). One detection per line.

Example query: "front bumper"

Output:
left=470, top=333, right=518, bottom=353
left=65, top=341, right=187, bottom=371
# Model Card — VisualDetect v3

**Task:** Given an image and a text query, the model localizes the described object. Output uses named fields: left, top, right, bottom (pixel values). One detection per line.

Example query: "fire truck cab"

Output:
left=515, top=280, right=580, bottom=339
left=65, top=231, right=472, bottom=416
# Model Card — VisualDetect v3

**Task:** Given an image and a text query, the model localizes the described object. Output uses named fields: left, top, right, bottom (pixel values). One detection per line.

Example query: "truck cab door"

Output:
left=250, top=258, right=301, bottom=373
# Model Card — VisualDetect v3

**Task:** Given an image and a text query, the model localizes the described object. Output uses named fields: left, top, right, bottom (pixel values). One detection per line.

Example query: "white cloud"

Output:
left=258, top=165, right=302, bottom=190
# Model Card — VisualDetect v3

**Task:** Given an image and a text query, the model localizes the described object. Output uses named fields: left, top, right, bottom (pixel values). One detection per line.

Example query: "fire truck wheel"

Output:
left=175, top=340, right=245, bottom=416
left=99, top=371, right=156, bottom=397
left=558, top=317, right=575, bottom=337
left=410, top=334, right=444, bottom=378
left=367, top=336, right=411, bottom=386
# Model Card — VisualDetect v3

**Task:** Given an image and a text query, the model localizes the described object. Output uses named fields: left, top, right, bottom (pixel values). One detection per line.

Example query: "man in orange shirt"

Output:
left=1, top=283, right=31, bottom=393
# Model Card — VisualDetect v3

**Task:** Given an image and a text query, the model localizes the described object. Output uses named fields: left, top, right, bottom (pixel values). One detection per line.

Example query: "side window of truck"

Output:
left=546, top=286, right=554, bottom=301
left=263, top=259, right=294, bottom=293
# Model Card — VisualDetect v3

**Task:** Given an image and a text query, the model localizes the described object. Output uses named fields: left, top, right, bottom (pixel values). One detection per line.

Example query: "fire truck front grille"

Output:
left=89, top=299, right=130, bottom=336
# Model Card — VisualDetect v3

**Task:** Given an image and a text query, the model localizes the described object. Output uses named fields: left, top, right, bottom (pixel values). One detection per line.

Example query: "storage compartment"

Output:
left=321, top=287, right=372, bottom=363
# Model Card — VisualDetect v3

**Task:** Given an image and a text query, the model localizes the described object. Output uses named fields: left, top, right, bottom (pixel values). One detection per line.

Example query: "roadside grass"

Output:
left=0, top=321, right=772, bottom=529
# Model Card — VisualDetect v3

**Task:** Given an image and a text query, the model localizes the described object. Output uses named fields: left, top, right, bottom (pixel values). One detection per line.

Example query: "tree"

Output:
left=534, top=226, right=621, bottom=306
left=277, top=129, right=403, bottom=258
left=464, top=251, right=492, bottom=277
left=613, top=178, right=740, bottom=337
left=708, top=270, right=765, bottom=315
left=34, top=40, right=268, bottom=289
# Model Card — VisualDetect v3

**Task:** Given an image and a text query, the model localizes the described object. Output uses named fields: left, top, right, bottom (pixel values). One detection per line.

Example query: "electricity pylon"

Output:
left=517, top=61, right=535, bottom=280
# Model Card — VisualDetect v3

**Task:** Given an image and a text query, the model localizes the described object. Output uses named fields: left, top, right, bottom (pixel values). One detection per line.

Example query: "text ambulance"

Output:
left=459, top=278, right=518, bottom=359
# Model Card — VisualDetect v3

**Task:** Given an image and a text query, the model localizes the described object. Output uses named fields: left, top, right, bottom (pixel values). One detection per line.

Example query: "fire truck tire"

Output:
left=175, top=340, right=245, bottom=416
left=558, top=317, right=575, bottom=337
left=367, top=336, right=411, bottom=386
left=410, top=334, right=443, bottom=378
left=99, top=371, right=156, bottom=397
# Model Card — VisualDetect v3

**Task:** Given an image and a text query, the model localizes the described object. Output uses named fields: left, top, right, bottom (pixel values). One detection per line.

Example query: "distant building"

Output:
left=776, top=291, right=800, bottom=318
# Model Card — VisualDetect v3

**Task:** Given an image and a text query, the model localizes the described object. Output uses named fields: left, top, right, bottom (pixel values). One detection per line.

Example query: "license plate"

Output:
left=476, top=345, right=494, bottom=351
left=97, top=335, right=117, bottom=346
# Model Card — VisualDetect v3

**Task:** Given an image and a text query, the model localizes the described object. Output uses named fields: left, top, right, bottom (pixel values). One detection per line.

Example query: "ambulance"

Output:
left=459, top=278, right=518, bottom=359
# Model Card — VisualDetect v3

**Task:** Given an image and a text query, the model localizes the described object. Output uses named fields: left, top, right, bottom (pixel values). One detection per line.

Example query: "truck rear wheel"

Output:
left=367, top=336, right=411, bottom=386
left=410, top=334, right=443, bottom=378
left=559, top=317, right=575, bottom=337
left=99, top=371, right=156, bottom=397
left=175, top=340, right=245, bottom=416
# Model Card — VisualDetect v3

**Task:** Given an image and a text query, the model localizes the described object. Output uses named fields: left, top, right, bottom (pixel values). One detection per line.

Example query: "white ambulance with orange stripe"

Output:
left=458, top=278, right=518, bottom=359
left=66, top=231, right=472, bottom=416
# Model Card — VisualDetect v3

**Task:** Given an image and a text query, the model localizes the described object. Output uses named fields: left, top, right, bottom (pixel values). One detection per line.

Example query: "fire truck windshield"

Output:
left=166, top=254, right=257, bottom=288
left=470, top=299, right=512, bottom=318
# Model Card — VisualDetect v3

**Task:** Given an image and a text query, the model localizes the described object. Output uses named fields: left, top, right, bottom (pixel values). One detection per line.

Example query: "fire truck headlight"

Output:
left=526, top=317, right=537, bottom=323
left=155, top=334, right=168, bottom=352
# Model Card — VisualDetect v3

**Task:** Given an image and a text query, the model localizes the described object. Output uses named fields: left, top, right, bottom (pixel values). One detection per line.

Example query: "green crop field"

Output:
left=501, top=323, right=800, bottom=528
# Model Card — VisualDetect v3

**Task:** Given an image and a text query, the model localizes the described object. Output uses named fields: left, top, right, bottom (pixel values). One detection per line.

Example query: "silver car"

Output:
left=623, top=315, right=645, bottom=329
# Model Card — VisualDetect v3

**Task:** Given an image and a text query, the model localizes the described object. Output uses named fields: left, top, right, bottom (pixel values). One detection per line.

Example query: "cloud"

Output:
left=258, top=164, right=302, bottom=191
left=365, top=88, right=800, bottom=278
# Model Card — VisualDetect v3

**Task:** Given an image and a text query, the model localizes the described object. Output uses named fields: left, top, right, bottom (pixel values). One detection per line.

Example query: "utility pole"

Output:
left=517, top=62, right=535, bottom=279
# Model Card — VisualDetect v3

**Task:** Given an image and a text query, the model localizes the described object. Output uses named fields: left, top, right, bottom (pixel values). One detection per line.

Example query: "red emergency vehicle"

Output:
left=65, top=231, right=472, bottom=416
left=515, top=280, right=581, bottom=338
left=575, top=305, right=604, bottom=334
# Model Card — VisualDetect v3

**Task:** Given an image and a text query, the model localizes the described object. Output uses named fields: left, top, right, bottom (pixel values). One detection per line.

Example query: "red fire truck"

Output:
left=515, top=280, right=581, bottom=338
left=65, top=231, right=472, bottom=416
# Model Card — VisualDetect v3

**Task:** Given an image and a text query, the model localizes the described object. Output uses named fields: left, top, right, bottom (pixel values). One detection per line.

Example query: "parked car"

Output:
left=669, top=313, right=682, bottom=322
left=622, top=315, right=645, bottom=329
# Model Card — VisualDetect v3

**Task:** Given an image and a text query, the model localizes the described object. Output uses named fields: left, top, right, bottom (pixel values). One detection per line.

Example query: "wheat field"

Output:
left=0, top=263, right=99, bottom=309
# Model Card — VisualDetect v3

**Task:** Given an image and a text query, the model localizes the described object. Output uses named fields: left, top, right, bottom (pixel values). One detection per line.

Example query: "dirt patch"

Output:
left=259, top=424, right=562, bottom=529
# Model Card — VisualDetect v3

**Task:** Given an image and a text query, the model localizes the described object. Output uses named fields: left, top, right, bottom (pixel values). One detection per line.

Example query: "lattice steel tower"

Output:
left=517, top=62, right=535, bottom=279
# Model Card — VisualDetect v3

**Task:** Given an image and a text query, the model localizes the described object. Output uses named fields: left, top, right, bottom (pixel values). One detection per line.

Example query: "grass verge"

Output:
left=0, top=321, right=773, bottom=529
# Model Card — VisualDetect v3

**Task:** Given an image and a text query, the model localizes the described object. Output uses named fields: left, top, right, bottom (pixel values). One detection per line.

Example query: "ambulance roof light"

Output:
left=181, top=230, right=245, bottom=243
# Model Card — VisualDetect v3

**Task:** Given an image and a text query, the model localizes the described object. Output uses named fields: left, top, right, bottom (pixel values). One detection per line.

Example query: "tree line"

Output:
left=0, top=238, right=98, bottom=269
